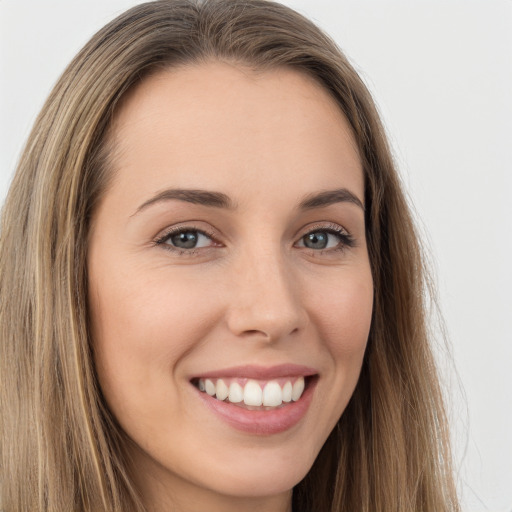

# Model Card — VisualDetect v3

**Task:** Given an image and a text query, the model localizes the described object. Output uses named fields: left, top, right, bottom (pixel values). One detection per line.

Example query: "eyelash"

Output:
left=296, top=223, right=355, bottom=253
left=154, top=225, right=218, bottom=255
left=153, top=223, right=355, bottom=256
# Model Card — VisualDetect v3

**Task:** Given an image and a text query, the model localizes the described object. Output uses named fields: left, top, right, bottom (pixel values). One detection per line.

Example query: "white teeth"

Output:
left=228, top=382, right=243, bottom=403
left=243, top=380, right=263, bottom=406
left=263, top=381, right=283, bottom=407
left=205, top=379, right=216, bottom=396
left=282, top=381, right=292, bottom=402
left=216, top=379, right=229, bottom=401
left=291, top=377, right=305, bottom=401
left=197, top=376, right=308, bottom=406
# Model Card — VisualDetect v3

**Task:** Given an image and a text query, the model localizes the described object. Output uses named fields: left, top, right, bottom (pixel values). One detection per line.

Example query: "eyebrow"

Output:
left=133, top=188, right=235, bottom=215
left=132, top=186, right=364, bottom=216
left=298, top=188, right=365, bottom=211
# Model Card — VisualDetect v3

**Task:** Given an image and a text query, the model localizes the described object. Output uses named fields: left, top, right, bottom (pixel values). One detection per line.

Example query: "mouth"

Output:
left=190, top=365, right=318, bottom=435
left=191, top=375, right=315, bottom=410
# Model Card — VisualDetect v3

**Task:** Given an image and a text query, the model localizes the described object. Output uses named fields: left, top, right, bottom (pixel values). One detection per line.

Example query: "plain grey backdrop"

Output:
left=1, top=1, right=511, bottom=511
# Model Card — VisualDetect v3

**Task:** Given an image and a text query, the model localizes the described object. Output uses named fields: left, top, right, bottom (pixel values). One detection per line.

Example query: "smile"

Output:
left=191, top=365, right=318, bottom=434
left=195, top=376, right=306, bottom=408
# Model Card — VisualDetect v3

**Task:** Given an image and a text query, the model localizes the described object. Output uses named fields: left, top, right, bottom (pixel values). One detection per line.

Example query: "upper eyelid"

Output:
left=155, top=220, right=350, bottom=239
left=295, top=221, right=351, bottom=238
left=154, top=223, right=218, bottom=241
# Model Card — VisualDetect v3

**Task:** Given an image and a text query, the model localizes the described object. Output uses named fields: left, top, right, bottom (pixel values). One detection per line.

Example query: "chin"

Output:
left=203, top=464, right=309, bottom=500
left=191, top=440, right=320, bottom=499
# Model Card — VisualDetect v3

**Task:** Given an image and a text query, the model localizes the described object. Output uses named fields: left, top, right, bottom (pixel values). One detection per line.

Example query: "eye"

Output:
left=155, top=227, right=216, bottom=251
left=295, top=225, right=354, bottom=252
left=168, top=230, right=211, bottom=249
left=301, top=231, right=335, bottom=250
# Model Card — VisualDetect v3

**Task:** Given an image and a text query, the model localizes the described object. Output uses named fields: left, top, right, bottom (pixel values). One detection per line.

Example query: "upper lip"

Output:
left=191, top=364, right=318, bottom=380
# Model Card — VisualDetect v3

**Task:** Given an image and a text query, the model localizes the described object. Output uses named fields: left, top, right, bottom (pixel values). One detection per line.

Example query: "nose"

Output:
left=225, top=246, right=308, bottom=343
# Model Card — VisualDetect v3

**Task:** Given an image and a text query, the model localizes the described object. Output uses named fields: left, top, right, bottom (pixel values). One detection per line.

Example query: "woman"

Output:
left=0, top=1, right=460, bottom=511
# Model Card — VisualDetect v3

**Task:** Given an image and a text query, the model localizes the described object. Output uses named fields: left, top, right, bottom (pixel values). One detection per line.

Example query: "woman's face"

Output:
left=88, top=62, right=373, bottom=511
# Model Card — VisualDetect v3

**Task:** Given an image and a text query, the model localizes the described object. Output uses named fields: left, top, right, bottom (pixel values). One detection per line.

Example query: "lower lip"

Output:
left=194, top=378, right=317, bottom=435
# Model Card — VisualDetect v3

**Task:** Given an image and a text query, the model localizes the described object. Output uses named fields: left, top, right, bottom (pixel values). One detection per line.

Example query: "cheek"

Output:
left=306, top=267, right=372, bottom=419
left=91, top=263, right=218, bottom=348
left=311, top=272, right=373, bottom=356
left=88, top=264, right=222, bottom=410
left=291, top=267, right=373, bottom=455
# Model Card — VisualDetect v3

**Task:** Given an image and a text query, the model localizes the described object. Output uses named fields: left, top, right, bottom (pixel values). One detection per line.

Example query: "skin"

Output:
left=88, top=62, right=374, bottom=512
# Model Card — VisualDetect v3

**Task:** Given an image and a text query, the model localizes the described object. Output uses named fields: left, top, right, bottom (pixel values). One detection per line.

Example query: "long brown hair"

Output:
left=0, top=1, right=459, bottom=510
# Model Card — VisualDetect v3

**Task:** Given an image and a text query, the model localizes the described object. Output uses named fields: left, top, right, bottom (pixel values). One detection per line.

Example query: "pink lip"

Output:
left=192, top=363, right=318, bottom=380
left=192, top=365, right=318, bottom=436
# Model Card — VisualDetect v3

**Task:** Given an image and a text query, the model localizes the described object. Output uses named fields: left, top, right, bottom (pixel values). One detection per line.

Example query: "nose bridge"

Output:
left=226, top=240, right=306, bottom=341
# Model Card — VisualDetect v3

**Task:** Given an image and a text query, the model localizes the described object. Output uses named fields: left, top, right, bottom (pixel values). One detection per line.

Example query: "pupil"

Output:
left=171, top=231, right=198, bottom=249
left=304, top=231, right=328, bottom=249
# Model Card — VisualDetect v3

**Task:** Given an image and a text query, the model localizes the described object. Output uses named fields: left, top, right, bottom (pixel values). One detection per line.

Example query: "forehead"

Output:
left=107, top=61, right=363, bottom=204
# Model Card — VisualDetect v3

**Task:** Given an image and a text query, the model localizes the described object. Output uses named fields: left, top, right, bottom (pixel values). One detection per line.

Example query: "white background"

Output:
left=1, top=1, right=511, bottom=511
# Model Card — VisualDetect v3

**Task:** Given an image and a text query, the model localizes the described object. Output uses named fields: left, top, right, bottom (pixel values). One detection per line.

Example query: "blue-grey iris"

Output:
left=171, top=231, right=198, bottom=249
left=303, top=232, right=328, bottom=249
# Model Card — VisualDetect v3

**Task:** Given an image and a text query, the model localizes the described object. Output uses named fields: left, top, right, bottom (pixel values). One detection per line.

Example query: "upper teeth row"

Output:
left=198, top=377, right=305, bottom=407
